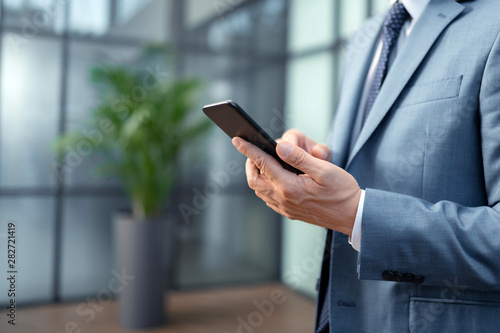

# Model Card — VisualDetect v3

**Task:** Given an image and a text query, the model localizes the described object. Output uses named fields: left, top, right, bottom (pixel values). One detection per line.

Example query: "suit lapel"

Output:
left=346, top=0, right=465, bottom=169
left=330, top=15, right=384, bottom=168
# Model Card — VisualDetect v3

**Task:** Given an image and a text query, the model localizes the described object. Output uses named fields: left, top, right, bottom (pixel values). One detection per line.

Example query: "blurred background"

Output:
left=0, top=0, right=389, bottom=331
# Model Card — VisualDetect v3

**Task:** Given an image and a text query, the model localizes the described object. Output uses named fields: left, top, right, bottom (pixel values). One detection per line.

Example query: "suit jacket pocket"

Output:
left=399, top=75, right=463, bottom=108
left=410, top=297, right=500, bottom=333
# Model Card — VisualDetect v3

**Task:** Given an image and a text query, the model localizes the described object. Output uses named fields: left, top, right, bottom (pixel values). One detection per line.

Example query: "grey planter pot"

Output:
left=113, top=213, right=170, bottom=330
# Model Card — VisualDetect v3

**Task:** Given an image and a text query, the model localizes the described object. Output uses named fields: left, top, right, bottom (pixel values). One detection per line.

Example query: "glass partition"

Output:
left=0, top=0, right=387, bottom=305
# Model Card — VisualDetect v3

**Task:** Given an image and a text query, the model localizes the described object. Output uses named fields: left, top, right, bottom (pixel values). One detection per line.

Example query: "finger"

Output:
left=245, top=158, right=275, bottom=193
left=276, top=141, right=330, bottom=181
left=245, top=157, right=260, bottom=182
left=311, top=144, right=333, bottom=161
left=282, top=129, right=322, bottom=155
left=281, top=129, right=303, bottom=147
left=233, top=137, right=292, bottom=183
left=245, top=158, right=281, bottom=204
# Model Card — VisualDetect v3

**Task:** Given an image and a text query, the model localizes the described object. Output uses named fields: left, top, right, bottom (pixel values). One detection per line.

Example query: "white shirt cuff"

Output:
left=348, top=190, right=365, bottom=252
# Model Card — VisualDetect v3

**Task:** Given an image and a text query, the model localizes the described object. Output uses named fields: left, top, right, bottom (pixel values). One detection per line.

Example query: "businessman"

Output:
left=232, top=0, right=500, bottom=331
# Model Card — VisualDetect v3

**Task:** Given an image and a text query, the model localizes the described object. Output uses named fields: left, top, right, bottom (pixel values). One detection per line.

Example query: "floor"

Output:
left=1, top=283, right=316, bottom=333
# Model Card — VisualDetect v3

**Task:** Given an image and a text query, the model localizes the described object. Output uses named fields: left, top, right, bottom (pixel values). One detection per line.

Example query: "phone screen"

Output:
left=202, top=100, right=303, bottom=175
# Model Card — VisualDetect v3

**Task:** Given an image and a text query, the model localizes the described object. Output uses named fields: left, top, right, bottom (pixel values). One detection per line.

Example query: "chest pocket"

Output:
left=399, top=75, right=463, bottom=108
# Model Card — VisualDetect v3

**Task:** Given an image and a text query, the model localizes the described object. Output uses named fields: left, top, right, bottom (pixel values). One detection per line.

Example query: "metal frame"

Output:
left=52, top=0, right=70, bottom=302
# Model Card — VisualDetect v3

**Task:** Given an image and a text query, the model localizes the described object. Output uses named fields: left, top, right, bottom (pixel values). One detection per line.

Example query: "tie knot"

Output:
left=384, top=1, right=411, bottom=36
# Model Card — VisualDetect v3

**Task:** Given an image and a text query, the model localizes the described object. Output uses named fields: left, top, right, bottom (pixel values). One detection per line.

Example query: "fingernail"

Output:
left=277, top=142, right=293, bottom=158
left=319, top=147, right=328, bottom=159
left=232, top=137, right=241, bottom=149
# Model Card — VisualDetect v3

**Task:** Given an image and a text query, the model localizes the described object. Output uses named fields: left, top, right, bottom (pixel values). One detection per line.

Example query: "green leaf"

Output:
left=51, top=45, right=210, bottom=220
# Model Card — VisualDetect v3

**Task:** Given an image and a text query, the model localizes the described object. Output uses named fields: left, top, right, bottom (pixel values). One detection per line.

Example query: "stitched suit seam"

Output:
left=422, top=131, right=427, bottom=200
left=478, top=29, right=500, bottom=96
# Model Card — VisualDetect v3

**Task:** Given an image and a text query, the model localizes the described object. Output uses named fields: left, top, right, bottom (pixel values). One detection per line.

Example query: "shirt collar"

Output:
left=401, top=0, right=431, bottom=22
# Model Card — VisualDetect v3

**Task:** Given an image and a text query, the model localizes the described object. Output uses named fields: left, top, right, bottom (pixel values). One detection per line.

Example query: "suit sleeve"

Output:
left=358, top=31, right=500, bottom=291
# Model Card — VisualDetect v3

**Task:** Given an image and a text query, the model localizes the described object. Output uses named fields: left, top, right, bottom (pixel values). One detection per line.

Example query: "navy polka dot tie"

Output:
left=315, top=5, right=410, bottom=333
left=315, top=282, right=331, bottom=333
left=315, top=236, right=335, bottom=333
left=362, top=1, right=410, bottom=126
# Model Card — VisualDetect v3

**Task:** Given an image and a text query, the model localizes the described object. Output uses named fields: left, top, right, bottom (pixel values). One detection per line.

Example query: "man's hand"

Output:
left=232, top=131, right=362, bottom=236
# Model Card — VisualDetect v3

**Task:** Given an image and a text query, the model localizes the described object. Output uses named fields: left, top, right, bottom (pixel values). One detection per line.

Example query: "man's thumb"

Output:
left=276, top=142, right=322, bottom=176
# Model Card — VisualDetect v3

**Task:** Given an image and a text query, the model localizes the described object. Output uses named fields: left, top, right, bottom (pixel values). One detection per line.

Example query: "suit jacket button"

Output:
left=382, top=271, right=396, bottom=281
left=412, top=275, right=425, bottom=285
left=393, top=272, right=405, bottom=282
left=403, top=273, right=415, bottom=282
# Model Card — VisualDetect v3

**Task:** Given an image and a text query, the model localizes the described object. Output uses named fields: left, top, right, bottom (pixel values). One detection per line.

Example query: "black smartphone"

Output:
left=202, top=100, right=303, bottom=175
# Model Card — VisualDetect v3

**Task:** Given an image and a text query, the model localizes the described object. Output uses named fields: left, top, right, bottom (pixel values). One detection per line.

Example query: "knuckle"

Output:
left=279, top=186, right=292, bottom=201
left=279, top=185, right=298, bottom=203
left=245, top=158, right=252, bottom=168
left=292, top=151, right=308, bottom=169
left=254, top=156, right=267, bottom=172
left=247, top=176, right=256, bottom=189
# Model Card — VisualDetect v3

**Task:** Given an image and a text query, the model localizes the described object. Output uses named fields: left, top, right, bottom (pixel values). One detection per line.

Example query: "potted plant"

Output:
left=52, top=45, right=211, bottom=329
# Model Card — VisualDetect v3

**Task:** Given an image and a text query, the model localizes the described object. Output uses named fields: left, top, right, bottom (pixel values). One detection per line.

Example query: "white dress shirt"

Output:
left=349, top=0, right=431, bottom=252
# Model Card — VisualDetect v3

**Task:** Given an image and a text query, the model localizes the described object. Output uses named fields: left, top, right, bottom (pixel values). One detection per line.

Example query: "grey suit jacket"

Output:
left=317, top=0, right=500, bottom=332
